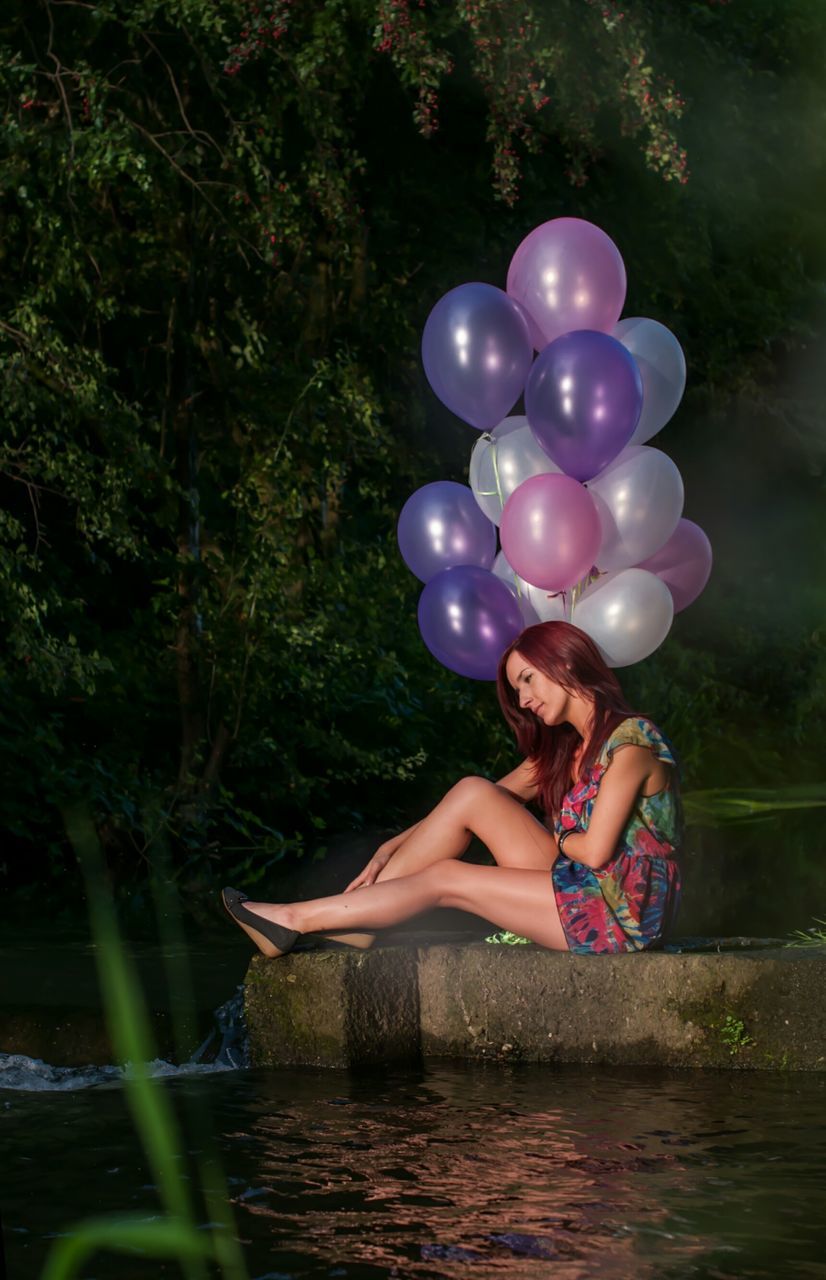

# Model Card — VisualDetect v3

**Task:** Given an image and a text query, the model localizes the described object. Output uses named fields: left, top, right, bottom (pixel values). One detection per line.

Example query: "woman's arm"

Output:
left=560, top=746, right=669, bottom=870
left=495, top=757, right=539, bottom=804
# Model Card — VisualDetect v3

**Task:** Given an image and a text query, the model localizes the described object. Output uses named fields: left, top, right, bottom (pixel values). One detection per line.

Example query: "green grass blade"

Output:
left=40, top=1214, right=211, bottom=1280
left=61, top=806, right=205, bottom=1280
left=142, top=807, right=249, bottom=1279
left=785, top=919, right=826, bottom=948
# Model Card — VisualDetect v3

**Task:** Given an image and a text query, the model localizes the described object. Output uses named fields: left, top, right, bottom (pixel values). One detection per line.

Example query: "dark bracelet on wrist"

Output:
left=558, top=828, right=578, bottom=857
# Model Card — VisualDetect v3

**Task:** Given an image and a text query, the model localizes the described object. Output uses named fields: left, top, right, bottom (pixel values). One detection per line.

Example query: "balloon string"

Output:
left=473, top=437, right=499, bottom=496
left=476, top=434, right=498, bottom=496
left=478, top=433, right=524, bottom=601
left=568, top=579, right=582, bottom=621
left=546, top=587, right=568, bottom=617
left=489, top=437, right=525, bottom=600
left=487, top=434, right=506, bottom=514
left=567, top=567, right=603, bottom=621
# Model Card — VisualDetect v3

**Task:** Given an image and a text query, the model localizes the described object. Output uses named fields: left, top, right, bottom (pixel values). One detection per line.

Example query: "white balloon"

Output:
left=614, top=317, right=686, bottom=444
left=469, top=415, right=560, bottom=526
left=492, top=550, right=565, bottom=624
left=571, top=568, right=674, bottom=667
left=588, top=445, right=684, bottom=573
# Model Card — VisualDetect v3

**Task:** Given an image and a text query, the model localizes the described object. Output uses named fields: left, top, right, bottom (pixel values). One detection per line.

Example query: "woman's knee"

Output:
left=420, top=857, right=467, bottom=906
left=447, top=775, right=496, bottom=813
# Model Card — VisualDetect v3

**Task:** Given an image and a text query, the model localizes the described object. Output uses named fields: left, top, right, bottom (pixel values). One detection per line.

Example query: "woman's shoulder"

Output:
left=598, top=717, right=678, bottom=769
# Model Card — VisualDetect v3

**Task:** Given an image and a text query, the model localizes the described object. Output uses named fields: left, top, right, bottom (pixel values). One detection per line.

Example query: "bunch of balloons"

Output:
left=398, top=216, right=713, bottom=680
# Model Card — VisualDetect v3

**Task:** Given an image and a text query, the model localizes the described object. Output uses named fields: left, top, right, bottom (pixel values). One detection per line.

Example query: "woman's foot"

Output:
left=221, top=888, right=301, bottom=958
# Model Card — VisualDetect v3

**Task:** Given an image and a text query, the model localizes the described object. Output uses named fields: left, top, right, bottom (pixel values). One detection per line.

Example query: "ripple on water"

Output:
left=2, top=1063, right=826, bottom=1279
left=0, top=1051, right=238, bottom=1091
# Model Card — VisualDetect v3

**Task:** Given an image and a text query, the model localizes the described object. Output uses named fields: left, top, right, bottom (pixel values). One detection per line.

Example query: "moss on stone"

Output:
left=669, top=995, right=753, bottom=1046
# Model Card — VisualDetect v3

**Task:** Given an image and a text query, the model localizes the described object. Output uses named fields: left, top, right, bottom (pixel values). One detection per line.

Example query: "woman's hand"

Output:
left=344, top=818, right=423, bottom=891
left=343, top=840, right=396, bottom=892
left=496, top=757, right=539, bottom=804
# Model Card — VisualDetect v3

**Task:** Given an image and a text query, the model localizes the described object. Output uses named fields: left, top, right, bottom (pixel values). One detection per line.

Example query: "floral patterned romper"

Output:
left=552, top=717, right=682, bottom=954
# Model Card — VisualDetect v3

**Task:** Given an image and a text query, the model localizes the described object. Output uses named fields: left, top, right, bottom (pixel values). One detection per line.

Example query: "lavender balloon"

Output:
left=525, top=330, right=643, bottom=482
left=500, top=473, right=601, bottom=592
left=398, top=480, right=496, bottom=584
left=638, top=518, right=712, bottom=613
left=418, top=565, right=524, bottom=681
left=421, top=282, right=533, bottom=430
left=507, top=217, right=626, bottom=349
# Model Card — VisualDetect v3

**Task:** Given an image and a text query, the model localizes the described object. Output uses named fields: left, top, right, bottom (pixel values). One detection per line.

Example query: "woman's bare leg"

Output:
left=376, top=777, right=556, bottom=882
left=243, top=860, right=568, bottom=951
left=325, top=777, right=552, bottom=946
left=237, top=779, right=567, bottom=952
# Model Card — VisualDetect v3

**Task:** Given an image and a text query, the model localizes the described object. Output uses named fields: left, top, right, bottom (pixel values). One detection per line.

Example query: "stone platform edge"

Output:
left=243, top=942, right=826, bottom=1072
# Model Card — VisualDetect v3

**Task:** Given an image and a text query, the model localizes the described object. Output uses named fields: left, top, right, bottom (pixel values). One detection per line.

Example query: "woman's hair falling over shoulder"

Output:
left=496, top=621, right=637, bottom=820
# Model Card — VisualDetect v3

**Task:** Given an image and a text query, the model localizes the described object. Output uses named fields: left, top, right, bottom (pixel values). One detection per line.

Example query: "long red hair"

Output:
left=496, top=621, right=636, bottom=820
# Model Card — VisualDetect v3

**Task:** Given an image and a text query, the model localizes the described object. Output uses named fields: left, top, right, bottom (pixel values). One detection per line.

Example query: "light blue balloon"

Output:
left=614, top=317, right=686, bottom=444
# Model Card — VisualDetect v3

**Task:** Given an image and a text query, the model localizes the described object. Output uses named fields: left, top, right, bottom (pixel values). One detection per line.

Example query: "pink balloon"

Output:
left=500, top=473, right=601, bottom=592
left=637, top=518, right=712, bottom=613
left=507, top=217, right=627, bottom=349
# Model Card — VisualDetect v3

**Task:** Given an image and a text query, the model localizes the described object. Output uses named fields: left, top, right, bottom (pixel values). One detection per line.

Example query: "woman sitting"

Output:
left=222, top=621, right=682, bottom=956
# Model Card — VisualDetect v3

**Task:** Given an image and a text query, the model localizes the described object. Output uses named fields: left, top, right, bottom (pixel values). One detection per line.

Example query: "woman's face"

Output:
left=505, top=650, right=571, bottom=726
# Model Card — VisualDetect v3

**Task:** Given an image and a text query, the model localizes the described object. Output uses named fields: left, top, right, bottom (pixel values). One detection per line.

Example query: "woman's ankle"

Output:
left=246, top=901, right=301, bottom=933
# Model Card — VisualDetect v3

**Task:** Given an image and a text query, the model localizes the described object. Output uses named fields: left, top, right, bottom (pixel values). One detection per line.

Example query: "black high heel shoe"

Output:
left=222, top=887, right=301, bottom=958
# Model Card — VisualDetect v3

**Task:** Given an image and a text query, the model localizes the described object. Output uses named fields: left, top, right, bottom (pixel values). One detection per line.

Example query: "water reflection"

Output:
left=221, top=1066, right=826, bottom=1279
left=3, top=1064, right=825, bottom=1279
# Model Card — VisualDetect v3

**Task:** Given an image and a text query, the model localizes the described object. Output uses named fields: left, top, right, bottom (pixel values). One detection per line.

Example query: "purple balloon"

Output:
left=418, top=565, right=524, bottom=681
left=421, top=282, right=534, bottom=430
left=525, top=330, right=643, bottom=482
left=637, top=518, right=712, bottom=613
left=397, top=480, right=496, bottom=583
left=500, top=473, right=602, bottom=592
left=507, top=217, right=627, bottom=348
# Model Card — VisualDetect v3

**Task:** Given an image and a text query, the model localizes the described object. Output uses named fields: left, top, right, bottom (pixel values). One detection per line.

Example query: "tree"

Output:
left=0, top=0, right=823, bottom=897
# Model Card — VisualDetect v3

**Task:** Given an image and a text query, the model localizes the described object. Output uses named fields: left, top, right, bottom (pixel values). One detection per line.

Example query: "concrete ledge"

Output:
left=244, top=942, right=826, bottom=1071
left=245, top=947, right=420, bottom=1068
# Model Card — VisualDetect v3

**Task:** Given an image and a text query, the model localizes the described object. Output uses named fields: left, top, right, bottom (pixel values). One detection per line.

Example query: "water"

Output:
left=3, top=1062, right=825, bottom=1279
left=0, top=986, right=248, bottom=1091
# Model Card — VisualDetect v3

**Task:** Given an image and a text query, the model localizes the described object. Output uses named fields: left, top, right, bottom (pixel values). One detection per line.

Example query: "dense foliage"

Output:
left=1, top=0, right=824, bottom=902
